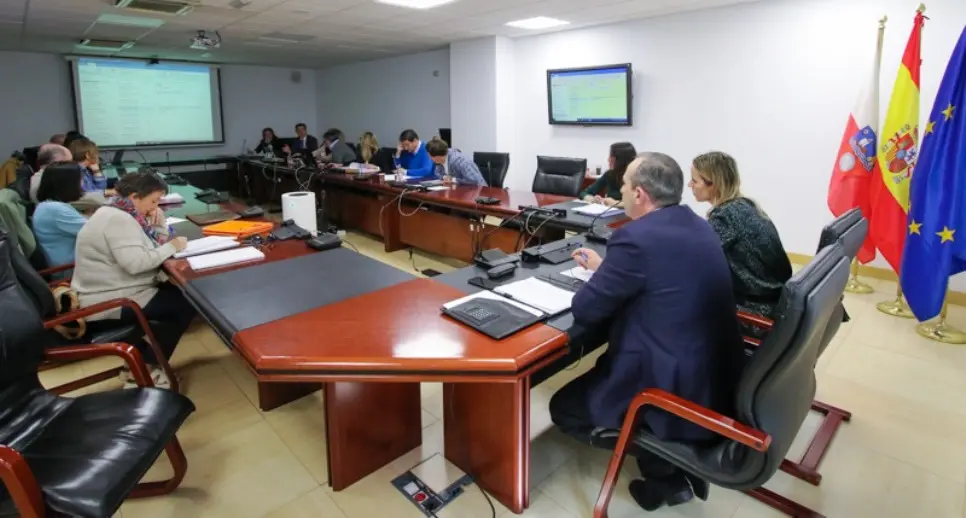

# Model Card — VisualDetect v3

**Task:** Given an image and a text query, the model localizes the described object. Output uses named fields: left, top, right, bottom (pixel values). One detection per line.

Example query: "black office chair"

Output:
left=473, top=152, right=509, bottom=188
left=0, top=231, right=195, bottom=518
left=594, top=243, right=850, bottom=518
left=737, top=208, right=865, bottom=489
left=532, top=156, right=586, bottom=197
left=5, top=229, right=180, bottom=394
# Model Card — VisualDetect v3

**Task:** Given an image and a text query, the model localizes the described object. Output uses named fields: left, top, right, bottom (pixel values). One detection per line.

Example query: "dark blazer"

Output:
left=571, top=204, right=744, bottom=441
left=290, top=135, right=319, bottom=153
left=328, top=140, right=358, bottom=165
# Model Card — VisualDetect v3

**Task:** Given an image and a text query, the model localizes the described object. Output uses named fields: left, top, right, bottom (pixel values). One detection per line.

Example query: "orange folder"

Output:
left=201, top=220, right=274, bottom=239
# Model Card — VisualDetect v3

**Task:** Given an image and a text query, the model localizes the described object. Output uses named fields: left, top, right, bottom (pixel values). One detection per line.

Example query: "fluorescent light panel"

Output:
left=505, top=16, right=569, bottom=30
left=374, top=0, right=456, bottom=9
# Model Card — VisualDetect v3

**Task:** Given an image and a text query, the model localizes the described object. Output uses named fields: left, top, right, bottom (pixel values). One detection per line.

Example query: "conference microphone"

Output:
left=586, top=198, right=623, bottom=243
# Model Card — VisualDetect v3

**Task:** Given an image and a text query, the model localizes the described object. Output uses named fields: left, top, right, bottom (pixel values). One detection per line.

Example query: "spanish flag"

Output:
left=870, top=10, right=925, bottom=273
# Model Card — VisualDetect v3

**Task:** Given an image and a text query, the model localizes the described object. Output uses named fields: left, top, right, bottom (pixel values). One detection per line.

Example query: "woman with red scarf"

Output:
left=71, top=172, right=194, bottom=389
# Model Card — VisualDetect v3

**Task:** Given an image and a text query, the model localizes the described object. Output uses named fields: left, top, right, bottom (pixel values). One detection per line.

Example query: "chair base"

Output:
left=745, top=487, right=824, bottom=518
left=129, top=438, right=189, bottom=499
left=780, top=400, right=851, bottom=486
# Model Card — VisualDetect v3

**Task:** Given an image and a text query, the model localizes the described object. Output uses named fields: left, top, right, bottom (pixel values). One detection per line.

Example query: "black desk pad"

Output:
left=185, top=248, right=415, bottom=341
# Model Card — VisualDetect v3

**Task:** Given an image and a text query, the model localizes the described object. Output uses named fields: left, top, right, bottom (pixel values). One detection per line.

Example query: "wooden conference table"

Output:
left=159, top=177, right=609, bottom=514
left=237, top=159, right=620, bottom=263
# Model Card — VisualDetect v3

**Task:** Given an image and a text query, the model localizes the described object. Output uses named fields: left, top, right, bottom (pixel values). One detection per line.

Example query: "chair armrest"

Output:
left=37, top=263, right=74, bottom=278
left=736, top=310, right=773, bottom=331
left=630, top=388, right=771, bottom=452
left=0, top=446, right=45, bottom=518
left=43, top=297, right=142, bottom=328
left=45, top=343, right=155, bottom=388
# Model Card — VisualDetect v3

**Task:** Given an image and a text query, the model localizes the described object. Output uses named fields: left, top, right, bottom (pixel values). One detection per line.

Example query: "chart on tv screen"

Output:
left=550, top=67, right=629, bottom=123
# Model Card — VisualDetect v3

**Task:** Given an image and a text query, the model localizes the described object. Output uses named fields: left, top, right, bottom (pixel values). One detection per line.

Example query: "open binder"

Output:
left=441, top=277, right=575, bottom=339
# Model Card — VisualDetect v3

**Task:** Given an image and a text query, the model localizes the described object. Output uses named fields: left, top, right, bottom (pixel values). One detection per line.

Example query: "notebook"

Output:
left=173, top=236, right=240, bottom=258
left=159, top=193, right=185, bottom=205
left=186, top=246, right=265, bottom=271
left=493, top=277, right=574, bottom=316
left=560, top=266, right=595, bottom=282
left=573, top=203, right=622, bottom=217
left=202, top=220, right=274, bottom=239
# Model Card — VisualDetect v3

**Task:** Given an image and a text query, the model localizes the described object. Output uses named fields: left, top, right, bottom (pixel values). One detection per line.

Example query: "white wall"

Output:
left=316, top=48, right=450, bottom=148
left=0, top=51, right=319, bottom=163
left=450, top=38, right=497, bottom=153
left=503, top=0, right=966, bottom=281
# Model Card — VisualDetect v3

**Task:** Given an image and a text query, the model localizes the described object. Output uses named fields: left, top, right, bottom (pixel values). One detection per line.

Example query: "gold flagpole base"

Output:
left=877, top=297, right=915, bottom=318
left=845, top=275, right=874, bottom=294
left=916, top=320, right=966, bottom=344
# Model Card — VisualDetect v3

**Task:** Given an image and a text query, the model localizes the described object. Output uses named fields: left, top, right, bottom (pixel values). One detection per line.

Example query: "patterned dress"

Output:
left=708, top=197, right=793, bottom=337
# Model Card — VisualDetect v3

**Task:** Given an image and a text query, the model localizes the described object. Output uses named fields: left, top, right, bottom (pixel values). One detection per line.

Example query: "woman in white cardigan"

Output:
left=72, top=172, right=192, bottom=389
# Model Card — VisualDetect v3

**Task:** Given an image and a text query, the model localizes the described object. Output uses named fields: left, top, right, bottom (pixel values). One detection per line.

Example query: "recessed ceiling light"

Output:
left=374, top=0, right=456, bottom=9
left=505, top=16, right=569, bottom=30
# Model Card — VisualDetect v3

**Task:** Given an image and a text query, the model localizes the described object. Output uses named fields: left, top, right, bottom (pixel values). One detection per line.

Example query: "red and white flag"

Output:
left=827, top=18, right=886, bottom=264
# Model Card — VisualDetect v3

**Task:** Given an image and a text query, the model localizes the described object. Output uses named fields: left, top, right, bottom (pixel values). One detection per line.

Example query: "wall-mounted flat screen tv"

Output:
left=547, top=63, right=632, bottom=126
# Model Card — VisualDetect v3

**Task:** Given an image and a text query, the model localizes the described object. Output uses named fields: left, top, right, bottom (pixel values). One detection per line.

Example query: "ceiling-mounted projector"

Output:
left=190, top=30, right=221, bottom=50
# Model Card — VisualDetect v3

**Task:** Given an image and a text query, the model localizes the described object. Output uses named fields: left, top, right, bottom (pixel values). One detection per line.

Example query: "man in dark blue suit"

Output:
left=550, top=152, right=744, bottom=511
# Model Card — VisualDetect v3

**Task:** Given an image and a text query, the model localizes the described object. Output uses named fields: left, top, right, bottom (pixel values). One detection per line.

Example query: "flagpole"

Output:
left=877, top=284, right=915, bottom=318
left=845, top=258, right=875, bottom=294
left=915, top=292, right=966, bottom=344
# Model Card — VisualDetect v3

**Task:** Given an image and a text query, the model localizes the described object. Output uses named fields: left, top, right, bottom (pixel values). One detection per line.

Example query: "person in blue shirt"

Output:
left=425, top=137, right=487, bottom=187
left=393, top=129, right=434, bottom=178
left=33, top=162, right=88, bottom=268
left=69, top=138, right=108, bottom=194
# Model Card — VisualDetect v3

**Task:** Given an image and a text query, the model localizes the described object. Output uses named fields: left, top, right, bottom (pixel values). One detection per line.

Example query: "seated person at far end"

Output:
left=317, top=128, right=358, bottom=166
left=425, top=137, right=487, bottom=186
left=550, top=152, right=745, bottom=513
left=580, top=141, right=637, bottom=205
left=32, top=162, right=88, bottom=268
left=393, top=129, right=434, bottom=178
left=29, top=143, right=72, bottom=203
left=689, top=151, right=792, bottom=331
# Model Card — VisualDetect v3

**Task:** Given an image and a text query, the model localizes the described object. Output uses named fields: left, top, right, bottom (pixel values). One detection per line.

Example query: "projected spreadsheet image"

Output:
left=76, top=59, right=216, bottom=147
left=549, top=67, right=629, bottom=124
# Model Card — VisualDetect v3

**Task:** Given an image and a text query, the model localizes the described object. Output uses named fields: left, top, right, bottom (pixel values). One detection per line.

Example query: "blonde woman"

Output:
left=689, top=151, right=791, bottom=326
left=358, top=131, right=379, bottom=164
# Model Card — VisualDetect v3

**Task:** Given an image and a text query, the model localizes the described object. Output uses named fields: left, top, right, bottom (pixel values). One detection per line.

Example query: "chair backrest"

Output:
left=6, top=235, right=55, bottom=318
left=0, top=230, right=47, bottom=387
left=816, top=207, right=868, bottom=261
left=734, top=243, right=850, bottom=487
left=473, top=152, right=509, bottom=188
left=532, top=156, right=586, bottom=197
left=372, top=147, right=397, bottom=173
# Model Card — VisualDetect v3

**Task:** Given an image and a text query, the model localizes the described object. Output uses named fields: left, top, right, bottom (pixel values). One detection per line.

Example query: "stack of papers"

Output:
left=494, top=277, right=575, bottom=315
left=159, top=192, right=185, bottom=205
left=560, top=266, right=595, bottom=282
left=442, top=291, right=544, bottom=317
left=173, top=236, right=240, bottom=258
left=186, top=246, right=264, bottom=270
left=573, top=203, right=622, bottom=217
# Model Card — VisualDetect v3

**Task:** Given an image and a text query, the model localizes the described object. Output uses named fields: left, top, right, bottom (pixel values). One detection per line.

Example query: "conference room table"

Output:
left=237, top=158, right=626, bottom=263
left=156, top=180, right=611, bottom=514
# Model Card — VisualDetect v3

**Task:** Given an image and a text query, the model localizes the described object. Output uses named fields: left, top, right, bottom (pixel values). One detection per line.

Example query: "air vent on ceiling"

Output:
left=113, top=0, right=197, bottom=16
left=77, top=38, right=135, bottom=52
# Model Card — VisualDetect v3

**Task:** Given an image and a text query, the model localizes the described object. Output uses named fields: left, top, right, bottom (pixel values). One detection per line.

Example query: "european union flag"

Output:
left=900, top=26, right=966, bottom=321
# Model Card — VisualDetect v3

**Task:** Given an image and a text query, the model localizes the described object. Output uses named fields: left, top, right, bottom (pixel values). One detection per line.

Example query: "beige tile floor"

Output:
left=39, top=233, right=966, bottom=518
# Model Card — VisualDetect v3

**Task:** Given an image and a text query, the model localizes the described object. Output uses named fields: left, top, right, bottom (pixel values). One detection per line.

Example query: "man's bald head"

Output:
left=37, top=144, right=71, bottom=170
left=49, top=134, right=66, bottom=145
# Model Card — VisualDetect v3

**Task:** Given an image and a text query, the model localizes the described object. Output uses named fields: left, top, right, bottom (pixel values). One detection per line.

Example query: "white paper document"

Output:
left=494, top=277, right=574, bottom=315
left=442, top=291, right=544, bottom=318
left=560, top=266, right=595, bottom=282
left=159, top=192, right=185, bottom=205
left=186, top=246, right=264, bottom=270
left=573, top=203, right=622, bottom=217
left=173, top=236, right=240, bottom=258
left=164, top=216, right=186, bottom=225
